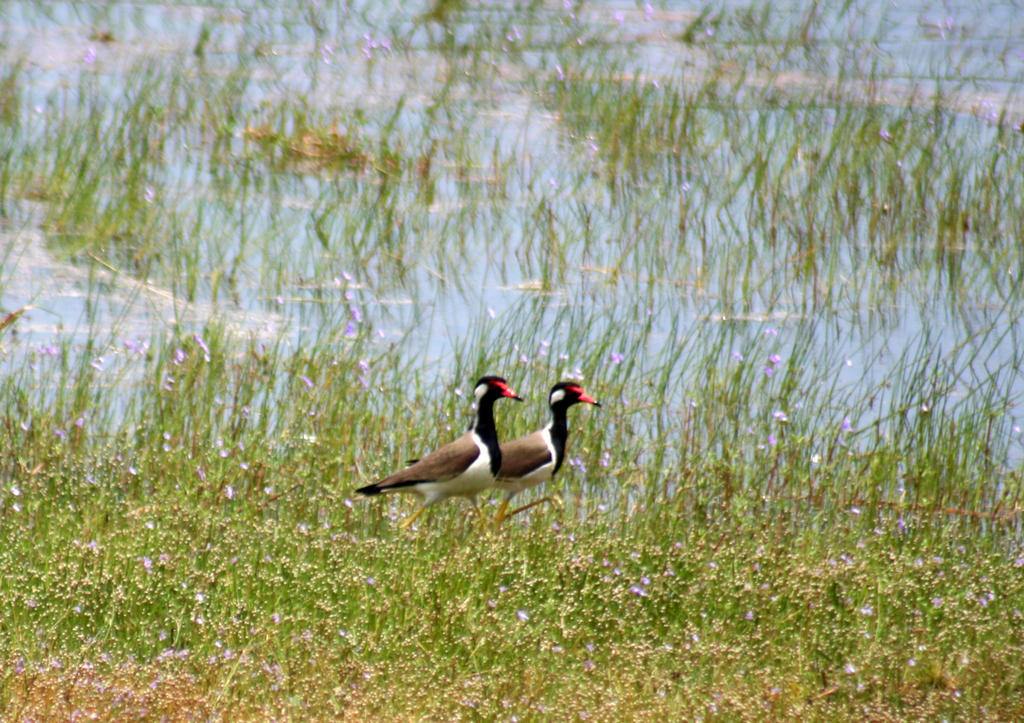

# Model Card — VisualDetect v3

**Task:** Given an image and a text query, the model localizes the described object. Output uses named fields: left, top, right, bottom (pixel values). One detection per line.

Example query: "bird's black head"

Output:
left=549, top=381, right=601, bottom=408
left=474, top=376, right=523, bottom=403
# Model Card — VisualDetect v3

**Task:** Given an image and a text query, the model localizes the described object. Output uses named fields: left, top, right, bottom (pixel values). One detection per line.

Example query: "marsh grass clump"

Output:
left=242, top=118, right=396, bottom=175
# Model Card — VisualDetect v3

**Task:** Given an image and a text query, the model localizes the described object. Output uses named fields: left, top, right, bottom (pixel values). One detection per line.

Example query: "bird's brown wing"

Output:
left=370, top=432, right=481, bottom=489
left=498, top=430, right=553, bottom=479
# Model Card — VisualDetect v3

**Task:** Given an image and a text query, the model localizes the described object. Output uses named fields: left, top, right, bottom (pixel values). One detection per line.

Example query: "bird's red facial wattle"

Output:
left=496, top=381, right=523, bottom=401
left=566, top=384, right=599, bottom=406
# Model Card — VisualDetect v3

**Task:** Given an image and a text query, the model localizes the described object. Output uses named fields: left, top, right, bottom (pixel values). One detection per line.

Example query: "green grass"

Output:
left=1, top=0, right=1023, bottom=718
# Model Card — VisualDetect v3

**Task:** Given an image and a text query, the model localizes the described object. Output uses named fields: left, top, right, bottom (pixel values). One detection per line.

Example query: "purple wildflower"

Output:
left=361, top=35, right=392, bottom=59
left=193, top=334, right=210, bottom=355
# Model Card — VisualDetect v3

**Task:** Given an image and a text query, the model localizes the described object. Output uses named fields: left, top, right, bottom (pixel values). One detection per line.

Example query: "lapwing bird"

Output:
left=494, top=381, right=600, bottom=525
left=356, top=376, right=522, bottom=528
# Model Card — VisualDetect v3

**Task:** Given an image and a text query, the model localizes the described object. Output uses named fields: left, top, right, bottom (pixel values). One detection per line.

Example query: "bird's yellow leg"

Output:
left=399, top=506, right=426, bottom=529
left=506, top=496, right=557, bottom=520
left=493, top=498, right=512, bottom=527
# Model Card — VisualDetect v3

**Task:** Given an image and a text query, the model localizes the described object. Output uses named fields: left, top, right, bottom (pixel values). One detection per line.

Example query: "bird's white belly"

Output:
left=501, top=462, right=554, bottom=496
left=417, top=444, right=495, bottom=505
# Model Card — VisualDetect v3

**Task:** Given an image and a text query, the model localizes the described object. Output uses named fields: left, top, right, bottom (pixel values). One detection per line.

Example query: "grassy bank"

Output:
left=0, top=320, right=1021, bottom=719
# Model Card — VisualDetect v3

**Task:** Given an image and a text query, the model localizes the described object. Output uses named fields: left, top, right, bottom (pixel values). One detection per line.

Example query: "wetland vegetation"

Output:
left=1, top=0, right=1023, bottom=718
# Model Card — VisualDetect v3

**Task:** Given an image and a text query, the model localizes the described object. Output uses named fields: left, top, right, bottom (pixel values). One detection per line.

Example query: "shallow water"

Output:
left=1, top=0, right=1022, bottom=460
